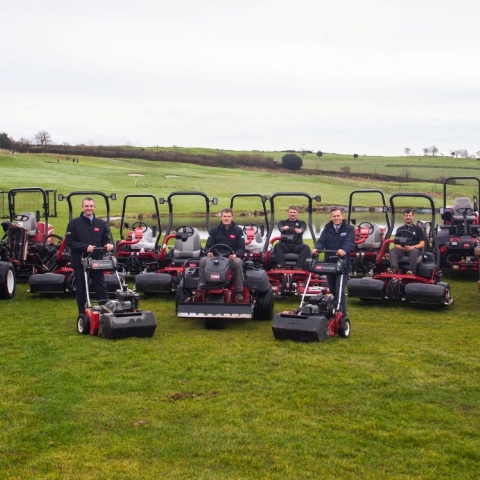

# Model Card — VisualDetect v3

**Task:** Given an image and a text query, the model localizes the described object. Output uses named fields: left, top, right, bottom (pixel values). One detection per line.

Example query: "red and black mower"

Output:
left=115, top=194, right=162, bottom=275
left=0, top=187, right=62, bottom=299
left=77, top=248, right=156, bottom=339
left=175, top=243, right=274, bottom=329
left=272, top=252, right=351, bottom=342
left=435, top=176, right=480, bottom=272
left=347, top=189, right=390, bottom=277
left=347, top=193, right=453, bottom=306
left=134, top=191, right=216, bottom=295
left=28, top=190, right=117, bottom=295
left=263, top=192, right=327, bottom=298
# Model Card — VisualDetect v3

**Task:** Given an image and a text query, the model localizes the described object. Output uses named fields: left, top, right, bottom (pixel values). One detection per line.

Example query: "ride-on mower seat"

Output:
left=356, top=224, right=384, bottom=250
left=453, top=198, right=476, bottom=223
left=16, top=212, right=37, bottom=236
left=244, top=228, right=264, bottom=254
left=173, top=228, right=202, bottom=259
left=130, top=227, right=156, bottom=251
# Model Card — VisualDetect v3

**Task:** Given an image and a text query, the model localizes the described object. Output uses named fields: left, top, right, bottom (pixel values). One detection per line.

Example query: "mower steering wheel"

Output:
left=210, top=243, right=234, bottom=258
left=357, top=222, right=375, bottom=235
left=43, top=234, right=64, bottom=247
left=242, top=223, right=259, bottom=235
left=132, top=221, right=149, bottom=233
left=13, top=214, right=30, bottom=222
left=456, top=207, right=474, bottom=216
left=175, top=225, right=195, bottom=237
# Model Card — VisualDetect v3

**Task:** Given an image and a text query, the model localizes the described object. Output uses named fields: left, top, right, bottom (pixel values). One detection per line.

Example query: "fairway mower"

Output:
left=263, top=192, right=327, bottom=298
left=272, top=252, right=350, bottom=342
left=135, top=191, right=216, bottom=295
left=347, top=193, right=453, bottom=306
left=115, top=194, right=162, bottom=275
left=175, top=243, right=274, bottom=329
left=436, top=176, right=480, bottom=272
left=77, top=248, right=157, bottom=339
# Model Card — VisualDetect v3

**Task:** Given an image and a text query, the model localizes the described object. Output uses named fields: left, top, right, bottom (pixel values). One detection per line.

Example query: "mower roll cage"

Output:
left=58, top=191, right=116, bottom=246
left=347, top=189, right=391, bottom=232
left=118, top=194, right=162, bottom=249
left=229, top=193, right=270, bottom=235
left=8, top=187, right=50, bottom=227
left=384, top=192, right=440, bottom=268
left=441, top=176, right=480, bottom=213
left=159, top=191, right=218, bottom=237
left=263, top=192, right=321, bottom=254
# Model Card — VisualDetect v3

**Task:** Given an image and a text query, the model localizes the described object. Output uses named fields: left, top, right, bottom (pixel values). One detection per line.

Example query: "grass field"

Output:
left=1, top=150, right=480, bottom=478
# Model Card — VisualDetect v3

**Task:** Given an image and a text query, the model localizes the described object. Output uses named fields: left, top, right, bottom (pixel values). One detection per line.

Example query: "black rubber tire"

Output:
left=77, top=313, right=90, bottom=335
left=0, top=261, right=16, bottom=300
left=254, top=288, right=274, bottom=320
left=338, top=317, right=351, bottom=338
left=175, top=285, right=189, bottom=314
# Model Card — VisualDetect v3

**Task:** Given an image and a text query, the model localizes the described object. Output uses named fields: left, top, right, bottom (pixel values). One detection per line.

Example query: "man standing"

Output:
left=312, top=207, right=354, bottom=315
left=388, top=209, right=425, bottom=274
left=198, top=208, right=245, bottom=301
left=273, top=205, right=310, bottom=269
left=66, top=197, right=114, bottom=315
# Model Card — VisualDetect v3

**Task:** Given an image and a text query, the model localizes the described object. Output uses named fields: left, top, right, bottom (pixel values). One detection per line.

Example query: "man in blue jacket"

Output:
left=198, top=208, right=245, bottom=301
left=65, top=197, right=114, bottom=315
left=312, top=207, right=354, bottom=315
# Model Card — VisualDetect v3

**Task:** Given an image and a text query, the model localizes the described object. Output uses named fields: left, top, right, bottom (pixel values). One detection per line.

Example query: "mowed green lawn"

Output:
left=1, top=151, right=480, bottom=478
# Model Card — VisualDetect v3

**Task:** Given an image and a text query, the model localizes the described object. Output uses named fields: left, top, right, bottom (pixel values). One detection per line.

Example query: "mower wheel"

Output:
left=0, top=261, right=15, bottom=300
left=338, top=317, right=351, bottom=338
left=254, top=288, right=274, bottom=320
left=77, top=314, right=90, bottom=335
left=175, top=285, right=189, bottom=314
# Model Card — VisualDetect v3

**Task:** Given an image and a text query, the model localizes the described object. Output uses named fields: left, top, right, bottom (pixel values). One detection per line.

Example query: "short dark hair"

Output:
left=82, top=197, right=96, bottom=207
left=287, top=205, right=298, bottom=211
left=330, top=206, right=343, bottom=214
left=404, top=209, right=415, bottom=215
left=221, top=207, right=233, bottom=216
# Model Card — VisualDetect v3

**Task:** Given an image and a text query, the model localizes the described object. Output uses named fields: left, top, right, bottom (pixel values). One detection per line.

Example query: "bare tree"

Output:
left=458, top=149, right=469, bottom=158
left=404, top=147, right=411, bottom=156
left=423, top=147, right=429, bottom=156
left=476, top=150, right=480, bottom=158
left=34, top=130, right=52, bottom=146
left=429, top=145, right=439, bottom=156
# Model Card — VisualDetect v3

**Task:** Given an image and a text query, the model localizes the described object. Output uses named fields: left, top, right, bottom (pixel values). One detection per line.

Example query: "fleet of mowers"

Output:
left=5, top=180, right=477, bottom=339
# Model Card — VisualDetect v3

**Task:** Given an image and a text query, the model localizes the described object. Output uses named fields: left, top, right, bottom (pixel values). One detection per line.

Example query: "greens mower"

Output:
left=272, top=252, right=350, bottom=342
left=77, top=248, right=156, bottom=339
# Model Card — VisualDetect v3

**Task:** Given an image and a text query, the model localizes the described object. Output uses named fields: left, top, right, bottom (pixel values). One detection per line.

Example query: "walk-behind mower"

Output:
left=115, top=194, right=162, bottom=275
left=77, top=249, right=156, bottom=339
left=29, top=191, right=117, bottom=295
left=135, top=191, right=216, bottom=295
left=263, top=192, right=327, bottom=298
left=272, top=252, right=350, bottom=342
left=176, top=243, right=274, bottom=329
left=436, top=176, right=480, bottom=272
left=347, top=193, right=453, bottom=306
left=347, top=189, right=390, bottom=277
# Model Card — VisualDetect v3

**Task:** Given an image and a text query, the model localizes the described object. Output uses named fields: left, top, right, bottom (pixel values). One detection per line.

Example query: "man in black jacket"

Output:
left=273, top=205, right=310, bottom=269
left=198, top=208, right=245, bottom=301
left=65, top=197, right=114, bottom=314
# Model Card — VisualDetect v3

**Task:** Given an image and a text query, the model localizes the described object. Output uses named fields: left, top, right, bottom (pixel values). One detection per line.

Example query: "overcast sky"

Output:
left=2, top=0, right=479, bottom=156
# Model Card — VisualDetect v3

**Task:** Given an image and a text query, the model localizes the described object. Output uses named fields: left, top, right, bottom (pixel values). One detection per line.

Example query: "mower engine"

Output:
left=297, top=294, right=336, bottom=319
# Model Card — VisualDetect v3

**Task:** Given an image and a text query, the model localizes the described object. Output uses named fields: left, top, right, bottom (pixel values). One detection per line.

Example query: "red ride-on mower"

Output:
left=347, top=189, right=390, bottom=277
left=135, top=191, right=216, bottom=295
left=263, top=192, right=326, bottom=298
left=115, top=194, right=162, bottom=275
left=77, top=249, right=156, bottom=339
left=272, top=252, right=350, bottom=342
left=29, top=191, right=118, bottom=295
left=176, top=243, right=274, bottom=330
left=347, top=193, right=453, bottom=306
left=436, top=176, right=480, bottom=272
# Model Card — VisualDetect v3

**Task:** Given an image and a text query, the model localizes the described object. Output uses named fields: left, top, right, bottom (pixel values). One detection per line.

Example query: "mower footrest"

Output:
left=347, top=277, right=385, bottom=299
left=29, top=273, right=66, bottom=294
left=272, top=313, right=329, bottom=342
left=177, top=302, right=254, bottom=319
left=100, top=311, right=157, bottom=339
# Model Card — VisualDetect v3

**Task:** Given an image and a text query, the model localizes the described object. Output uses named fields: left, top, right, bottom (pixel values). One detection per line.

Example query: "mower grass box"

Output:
left=272, top=313, right=329, bottom=342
